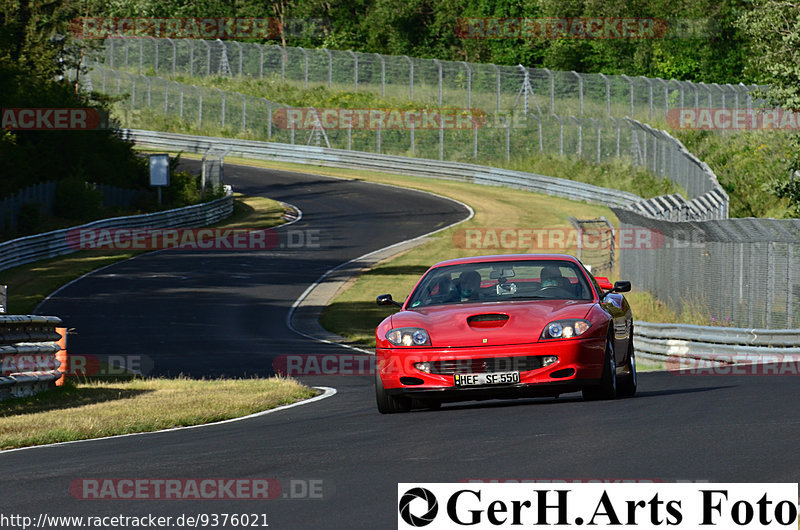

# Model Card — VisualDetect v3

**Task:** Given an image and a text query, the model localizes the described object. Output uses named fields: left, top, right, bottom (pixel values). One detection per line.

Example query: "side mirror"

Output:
left=376, top=293, right=402, bottom=307
left=612, top=281, right=631, bottom=293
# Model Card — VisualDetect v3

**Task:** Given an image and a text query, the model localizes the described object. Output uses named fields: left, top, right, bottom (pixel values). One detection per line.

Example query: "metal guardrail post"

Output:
left=599, top=73, right=610, bottom=116
left=402, top=55, right=413, bottom=99
left=347, top=50, right=357, bottom=91
left=433, top=59, right=443, bottom=107
left=231, top=40, right=243, bottom=76
left=571, top=71, right=583, bottom=116
left=640, top=76, right=653, bottom=121
left=491, top=64, right=501, bottom=114
left=542, top=68, right=554, bottom=114
left=377, top=53, right=385, bottom=97
left=324, top=48, right=333, bottom=88
left=299, top=46, right=309, bottom=89
left=621, top=75, right=634, bottom=117
left=200, top=40, right=210, bottom=76
left=461, top=62, right=472, bottom=109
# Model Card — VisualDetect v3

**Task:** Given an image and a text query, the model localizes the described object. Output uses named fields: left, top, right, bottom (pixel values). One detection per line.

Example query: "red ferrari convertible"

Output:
left=374, top=254, right=636, bottom=413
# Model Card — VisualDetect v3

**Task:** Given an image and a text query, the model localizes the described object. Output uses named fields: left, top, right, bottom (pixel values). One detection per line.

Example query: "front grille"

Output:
left=429, top=356, right=546, bottom=375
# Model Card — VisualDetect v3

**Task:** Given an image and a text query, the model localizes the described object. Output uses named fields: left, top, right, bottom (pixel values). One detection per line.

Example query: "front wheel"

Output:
left=582, top=337, right=617, bottom=401
left=617, top=336, right=637, bottom=398
left=375, top=371, right=411, bottom=414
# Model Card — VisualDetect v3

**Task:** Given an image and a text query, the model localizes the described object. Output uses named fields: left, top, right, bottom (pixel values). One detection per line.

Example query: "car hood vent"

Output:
left=467, top=313, right=509, bottom=328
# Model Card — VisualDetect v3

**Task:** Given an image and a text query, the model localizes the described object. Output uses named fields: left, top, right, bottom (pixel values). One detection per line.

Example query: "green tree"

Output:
left=738, top=0, right=800, bottom=215
left=0, top=0, right=147, bottom=201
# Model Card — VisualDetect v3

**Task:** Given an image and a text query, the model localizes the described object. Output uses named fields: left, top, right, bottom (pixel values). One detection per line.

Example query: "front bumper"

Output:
left=377, top=337, right=606, bottom=400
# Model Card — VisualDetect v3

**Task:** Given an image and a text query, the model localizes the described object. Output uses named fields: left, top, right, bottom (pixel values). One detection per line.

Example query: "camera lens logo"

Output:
left=399, top=487, right=438, bottom=527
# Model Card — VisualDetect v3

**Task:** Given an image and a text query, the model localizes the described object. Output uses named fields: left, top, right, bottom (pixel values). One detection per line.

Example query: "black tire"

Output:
left=617, top=335, right=637, bottom=398
left=375, top=371, right=411, bottom=414
left=582, top=337, right=617, bottom=401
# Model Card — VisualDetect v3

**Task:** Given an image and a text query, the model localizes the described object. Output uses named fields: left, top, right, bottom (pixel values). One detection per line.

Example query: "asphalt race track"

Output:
left=1, top=162, right=799, bottom=529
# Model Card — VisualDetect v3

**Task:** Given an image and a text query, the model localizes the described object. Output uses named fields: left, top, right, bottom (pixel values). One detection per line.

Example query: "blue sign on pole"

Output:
left=148, top=154, right=170, bottom=186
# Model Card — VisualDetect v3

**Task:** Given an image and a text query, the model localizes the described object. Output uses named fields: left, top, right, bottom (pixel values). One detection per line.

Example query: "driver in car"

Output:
left=458, top=270, right=482, bottom=301
left=540, top=266, right=566, bottom=289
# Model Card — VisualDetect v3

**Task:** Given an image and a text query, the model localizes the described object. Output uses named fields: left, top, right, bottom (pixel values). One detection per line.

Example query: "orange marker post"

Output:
left=55, top=327, right=68, bottom=386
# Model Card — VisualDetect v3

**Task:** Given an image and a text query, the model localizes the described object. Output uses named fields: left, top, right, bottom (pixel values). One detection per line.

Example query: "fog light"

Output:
left=542, top=356, right=558, bottom=367
left=414, top=362, right=432, bottom=374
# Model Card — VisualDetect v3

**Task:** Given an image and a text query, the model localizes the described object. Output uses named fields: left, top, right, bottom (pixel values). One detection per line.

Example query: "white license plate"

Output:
left=453, top=371, right=520, bottom=386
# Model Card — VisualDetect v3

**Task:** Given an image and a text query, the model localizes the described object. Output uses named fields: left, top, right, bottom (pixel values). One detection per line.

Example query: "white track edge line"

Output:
left=285, top=183, right=475, bottom=355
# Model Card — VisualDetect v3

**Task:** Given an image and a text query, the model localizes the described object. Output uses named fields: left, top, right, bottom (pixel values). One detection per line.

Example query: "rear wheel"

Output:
left=617, top=335, right=637, bottom=398
left=375, top=371, right=411, bottom=414
left=582, top=337, right=617, bottom=401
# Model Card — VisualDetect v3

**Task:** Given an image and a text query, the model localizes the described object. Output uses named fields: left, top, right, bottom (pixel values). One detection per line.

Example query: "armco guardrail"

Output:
left=0, top=187, right=233, bottom=273
left=634, top=322, right=800, bottom=363
left=1, top=316, right=64, bottom=400
left=120, top=129, right=643, bottom=208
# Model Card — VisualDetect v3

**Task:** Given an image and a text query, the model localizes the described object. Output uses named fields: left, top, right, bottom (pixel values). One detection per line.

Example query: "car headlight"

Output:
left=386, top=327, right=431, bottom=346
left=541, top=319, right=591, bottom=339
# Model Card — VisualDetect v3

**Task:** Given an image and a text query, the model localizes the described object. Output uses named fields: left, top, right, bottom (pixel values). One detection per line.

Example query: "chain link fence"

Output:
left=614, top=208, right=800, bottom=329
left=85, top=65, right=726, bottom=219
left=97, top=38, right=766, bottom=124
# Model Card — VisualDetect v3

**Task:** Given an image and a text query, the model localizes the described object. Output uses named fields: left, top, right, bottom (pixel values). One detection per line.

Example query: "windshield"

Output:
left=406, top=260, right=593, bottom=308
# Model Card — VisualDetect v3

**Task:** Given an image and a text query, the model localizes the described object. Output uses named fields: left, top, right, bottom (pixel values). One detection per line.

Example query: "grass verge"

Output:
left=0, top=191, right=315, bottom=450
left=0, top=377, right=316, bottom=450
